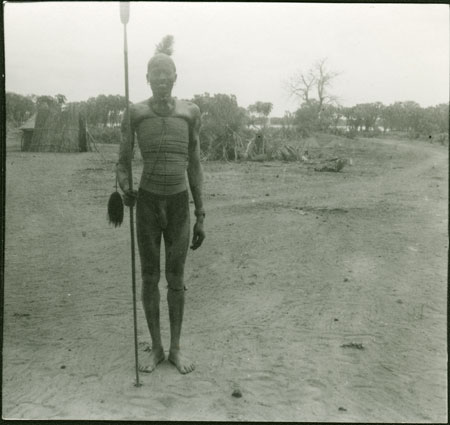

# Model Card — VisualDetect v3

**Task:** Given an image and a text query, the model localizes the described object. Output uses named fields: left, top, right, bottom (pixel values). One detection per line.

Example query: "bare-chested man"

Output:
left=116, top=52, right=205, bottom=374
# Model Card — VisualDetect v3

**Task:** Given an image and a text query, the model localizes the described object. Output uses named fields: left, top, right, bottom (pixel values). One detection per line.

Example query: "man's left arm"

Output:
left=187, top=105, right=205, bottom=250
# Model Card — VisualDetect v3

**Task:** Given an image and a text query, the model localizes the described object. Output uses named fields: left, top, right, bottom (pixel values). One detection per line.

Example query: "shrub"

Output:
left=87, top=126, right=122, bottom=144
left=192, top=93, right=248, bottom=160
left=434, top=133, right=449, bottom=145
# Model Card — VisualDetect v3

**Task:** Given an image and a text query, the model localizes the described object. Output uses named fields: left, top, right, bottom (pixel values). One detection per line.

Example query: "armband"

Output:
left=194, top=209, right=206, bottom=219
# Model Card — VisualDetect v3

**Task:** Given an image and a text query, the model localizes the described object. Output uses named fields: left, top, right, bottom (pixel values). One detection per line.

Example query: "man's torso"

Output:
left=130, top=99, right=197, bottom=195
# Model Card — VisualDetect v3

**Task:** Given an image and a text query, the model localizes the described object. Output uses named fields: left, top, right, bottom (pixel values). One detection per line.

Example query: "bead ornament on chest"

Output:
left=149, top=97, right=175, bottom=117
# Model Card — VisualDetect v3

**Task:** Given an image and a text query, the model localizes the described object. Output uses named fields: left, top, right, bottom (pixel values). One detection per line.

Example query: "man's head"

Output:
left=146, top=54, right=177, bottom=101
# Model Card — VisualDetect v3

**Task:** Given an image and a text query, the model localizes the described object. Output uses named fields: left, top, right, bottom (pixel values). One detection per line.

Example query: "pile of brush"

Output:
left=314, top=157, right=351, bottom=172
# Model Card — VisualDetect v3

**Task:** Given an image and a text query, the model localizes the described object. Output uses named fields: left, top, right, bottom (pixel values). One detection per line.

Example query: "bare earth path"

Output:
left=3, top=135, right=447, bottom=421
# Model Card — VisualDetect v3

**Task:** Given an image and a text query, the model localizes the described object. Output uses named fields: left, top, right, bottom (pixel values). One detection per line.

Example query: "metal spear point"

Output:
left=120, top=1, right=141, bottom=388
left=120, top=2, right=130, bottom=24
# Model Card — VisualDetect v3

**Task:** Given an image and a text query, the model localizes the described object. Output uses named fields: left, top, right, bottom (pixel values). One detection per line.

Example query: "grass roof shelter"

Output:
left=20, top=103, right=89, bottom=153
left=19, top=114, right=36, bottom=151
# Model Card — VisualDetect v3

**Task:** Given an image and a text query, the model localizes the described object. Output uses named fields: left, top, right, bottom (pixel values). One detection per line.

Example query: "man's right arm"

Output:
left=116, top=109, right=135, bottom=193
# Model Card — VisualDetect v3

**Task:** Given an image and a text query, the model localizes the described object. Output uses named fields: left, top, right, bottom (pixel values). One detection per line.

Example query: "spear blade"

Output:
left=120, top=2, right=130, bottom=25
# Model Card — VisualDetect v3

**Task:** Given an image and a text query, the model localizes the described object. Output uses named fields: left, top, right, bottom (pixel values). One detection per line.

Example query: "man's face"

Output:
left=147, top=62, right=177, bottom=100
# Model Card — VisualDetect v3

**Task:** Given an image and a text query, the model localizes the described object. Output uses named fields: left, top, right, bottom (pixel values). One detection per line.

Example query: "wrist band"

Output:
left=194, top=209, right=205, bottom=218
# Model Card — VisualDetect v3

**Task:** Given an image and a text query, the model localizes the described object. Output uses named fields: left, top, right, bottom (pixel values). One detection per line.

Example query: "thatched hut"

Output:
left=22, top=103, right=89, bottom=152
left=19, top=114, right=36, bottom=151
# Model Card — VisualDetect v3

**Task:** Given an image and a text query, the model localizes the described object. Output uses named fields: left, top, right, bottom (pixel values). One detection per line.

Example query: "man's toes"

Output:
left=139, top=365, right=151, bottom=373
left=139, top=363, right=155, bottom=373
left=182, top=363, right=195, bottom=374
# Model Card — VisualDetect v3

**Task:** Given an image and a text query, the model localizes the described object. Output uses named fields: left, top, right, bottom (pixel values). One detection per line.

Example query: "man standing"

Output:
left=116, top=52, right=205, bottom=374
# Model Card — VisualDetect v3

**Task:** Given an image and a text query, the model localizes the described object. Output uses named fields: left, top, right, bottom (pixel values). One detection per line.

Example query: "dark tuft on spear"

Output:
left=108, top=191, right=124, bottom=227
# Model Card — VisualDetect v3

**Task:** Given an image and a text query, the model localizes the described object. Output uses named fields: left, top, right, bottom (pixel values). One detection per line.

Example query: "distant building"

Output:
left=19, top=104, right=89, bottom=152
left=19, top=114, right=37, bottom=151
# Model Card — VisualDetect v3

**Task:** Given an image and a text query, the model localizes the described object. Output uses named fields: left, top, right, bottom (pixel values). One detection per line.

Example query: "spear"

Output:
left=120, top=1, right=141, bottom=388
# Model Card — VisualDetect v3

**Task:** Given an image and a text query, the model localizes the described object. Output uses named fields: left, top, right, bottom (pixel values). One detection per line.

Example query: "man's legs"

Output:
left=136, top=190, right=165, bottom=372
left=164, top=191, right=195, bottom=374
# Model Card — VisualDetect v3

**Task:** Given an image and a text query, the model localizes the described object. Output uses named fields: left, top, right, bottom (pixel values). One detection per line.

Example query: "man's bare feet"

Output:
left=168, top=349, right=195, bottom=374
left=138, top=347, right=165, bottom=373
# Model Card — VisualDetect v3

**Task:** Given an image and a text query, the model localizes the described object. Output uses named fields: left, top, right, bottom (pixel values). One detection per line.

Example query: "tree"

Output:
left=314, top=58, right=340, bottom=114
left=285, top=69, right=315, bottom=104
left=36, top=95, right=58, bottom=108
left=328, top=104, right=344, bottom=131
left=353, top=102, right=384, bottom=132
left=294, top=101, right=343, bottom=136
left=294, top=100, right=321, bottom=136
left=429, top=103, right=449, bottom=134
left=83, top=94, right=128, bottom=127
left=5, top=92, right=36, bottom=125
left=286, top=58, right=339, bottom=108
left=55, top=94, right=67, bottom=105
left=378, top=101, right=421, bottom=134
left=248, top=101, right=273, bottom=123
left=192, top=93, right=248, bottom=160
left=286, top=58, right=340, bottom=133
left=247, top=101, right=273, bottom=154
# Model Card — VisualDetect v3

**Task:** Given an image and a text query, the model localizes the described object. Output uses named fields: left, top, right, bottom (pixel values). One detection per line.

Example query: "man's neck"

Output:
left=150, top=96, right=175, bottom=116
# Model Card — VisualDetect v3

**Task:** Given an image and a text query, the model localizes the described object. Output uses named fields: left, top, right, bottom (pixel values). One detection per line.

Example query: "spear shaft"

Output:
left=120, top=2, right=140, bottom=388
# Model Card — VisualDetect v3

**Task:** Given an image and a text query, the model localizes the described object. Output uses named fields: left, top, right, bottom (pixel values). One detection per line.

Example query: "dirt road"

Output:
left=3, top=133, right=447, bottom=421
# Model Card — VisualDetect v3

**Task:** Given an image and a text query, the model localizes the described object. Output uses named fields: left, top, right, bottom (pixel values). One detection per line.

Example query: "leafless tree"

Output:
left=285, top=69, right=316, bottom=104
left=285, top=58, right=339, bottom=109
left=314, top=58, right=340, bottom=113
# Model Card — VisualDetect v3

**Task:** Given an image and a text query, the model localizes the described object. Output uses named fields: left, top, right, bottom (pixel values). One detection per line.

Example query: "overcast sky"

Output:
left=4, top=2, right=449, bottom=116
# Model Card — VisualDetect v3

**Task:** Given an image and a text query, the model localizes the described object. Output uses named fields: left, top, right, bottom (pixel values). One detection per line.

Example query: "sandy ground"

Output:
left=3, top=130, right=448, bottom=421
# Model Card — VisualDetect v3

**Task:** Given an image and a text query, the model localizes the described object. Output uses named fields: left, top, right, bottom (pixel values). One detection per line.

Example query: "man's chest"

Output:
left=135, top=116, right=190, bottom=154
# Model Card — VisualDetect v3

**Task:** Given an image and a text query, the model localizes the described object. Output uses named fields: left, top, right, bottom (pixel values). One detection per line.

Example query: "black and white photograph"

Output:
left=2, top=1, right=448, bottom=421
